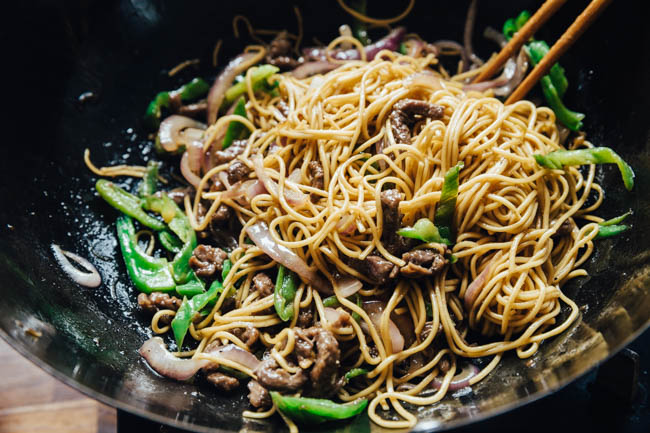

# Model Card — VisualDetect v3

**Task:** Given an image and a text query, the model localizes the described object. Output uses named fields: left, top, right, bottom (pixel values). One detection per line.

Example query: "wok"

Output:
left=1, top=0, right=649, bottom=432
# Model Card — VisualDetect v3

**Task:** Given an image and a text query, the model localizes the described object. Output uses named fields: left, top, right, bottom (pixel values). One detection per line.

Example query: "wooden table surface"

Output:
left=0, top=337, right=116, bottom=433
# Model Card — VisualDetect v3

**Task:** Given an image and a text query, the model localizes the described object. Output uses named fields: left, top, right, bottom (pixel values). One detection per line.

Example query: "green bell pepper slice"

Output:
left=274, top=265, right=299, bottom=321
left=222, top=97, right=248, bottom=150
left=96, top=179, right=166, bottom=231
left=398, top=218, right=450, bottom=245
left=138, top=160, right=159, bottom=198
left=434, top=162, right=463, bottom=241
left=271, top=392, right=368, bottom=424
left=144, top=77, right=210, bottom=129
left=223, top=65, right=279, bottom=107
left=534, top=147, right=635, bottom=191
left=115, top=215, right=175, bottom=293
left=171, top=279, right=222, bottom=348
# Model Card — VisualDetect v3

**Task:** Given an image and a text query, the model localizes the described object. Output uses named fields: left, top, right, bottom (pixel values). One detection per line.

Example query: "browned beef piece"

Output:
left=226, top=160, right=250, bottom=184
left=552, top=219, right=574, bottom=238
left=294, top=327, right=341, bottom=395
left=213, top=139, right=247, bottom=166
left=380, top=189, right=413, bottom=256
left=248, top=380, right=272, bottom=408
left=205, top=371, right=240, bottom=391
left=232, top=325, right=260, bottom=348
left=400, top=249, right=448, bottom=278
left=254, top=358, right=308, bottom=391
left=390, top=99, right=444, bottom=144
left=345, top=255, right=396, bottom=285
left=167, top=186, right=193, bottom=206
left=189, top=245, right=228, bottom=278
left=137, top=292, right=182, bottom=325
left=211, top=204, right=232, bottom=224
left=307, top=161, right=325, bottom=203
left=297, top=307, right=314, bottom=328
left=252, top=273, right=274, bottom=298
left=266, top=31, right=300, bottom=70
left=179, top=101, right=207, bottom=118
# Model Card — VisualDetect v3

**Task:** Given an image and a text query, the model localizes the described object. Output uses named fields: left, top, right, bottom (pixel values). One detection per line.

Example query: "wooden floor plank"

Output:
left=0, top=338, right=116, bottom=433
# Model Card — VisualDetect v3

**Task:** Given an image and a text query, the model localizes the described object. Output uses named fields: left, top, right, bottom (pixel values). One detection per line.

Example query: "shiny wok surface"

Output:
left=1, top=1, right=649, bottom=432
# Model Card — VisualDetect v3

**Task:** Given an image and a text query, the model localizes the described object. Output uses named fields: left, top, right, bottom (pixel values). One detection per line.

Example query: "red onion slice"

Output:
left=251, top=155, right=308, bottom=208
left=362, top=300, right=404, bottom=353
left=431, top=363, right=480, bottom=391
left=246, top=221, right=332, bottom=294
left=180, top=151, right=202, bottom=188
left=51, top=244, right=101, bottom=288
left=186, top=140, right=204, bottom=173
left=139, top=337, right=210, bottom=381
left=464, top=260, right=494, bottom=310
left=158, top=115, right=206, bottom=153
left=207, top=52, right=258, bottom=125
left=335, top=275, right=362, bottom=298
left=291, top=61, right=340, bottom=79
left=303, top=27, right=406, bottom=62
left=204, top=343, right=260, bottom=372
left=406, top=71, right=443, bottom=92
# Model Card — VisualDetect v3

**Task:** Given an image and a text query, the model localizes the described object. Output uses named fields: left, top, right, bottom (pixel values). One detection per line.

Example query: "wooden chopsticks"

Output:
left=473, top=0, right=612, bottom=104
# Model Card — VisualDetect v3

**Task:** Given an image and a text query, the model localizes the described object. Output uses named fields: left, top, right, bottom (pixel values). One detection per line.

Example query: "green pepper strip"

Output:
left=274, top=265, right=299, bottom=321
left=350, top=0, right=371, bottom=45
left=96, top=179, right=165, bottom=231
left=223, top=65, right=280, bottom=107
left=538, top=75, right=584, bottom=131
left=600, top=210, right=632, bottom=226
left=434, top=162, right=464, bottom=241
left=139, top=161, right=159, bottom=198
left=144, top=194, right=198, bottom=283
left=115, top=216, right=176, bottom=293
left=534, top=147, right=635, bottom=191
left=596, top=224, right=629, bottom=239
left=271, top=392, right=368, bottom=424
left=175, top=272, right=206, bottom=298
left=594, top=211, right=632, bottom=239
left=222, top=97, right=248, bottom=150
left=344, top=368, right=368, bottom=382
left=397, top=218, right=450, bottom=245
left=144, top=77, right=210, bottom=128
left=171, top=279, right=222, bottom=348
left=158, top=230, right=182, bottom=254
left=221, top=258, right=232, bottom=282
left=527, top=40, right=568, bottom=98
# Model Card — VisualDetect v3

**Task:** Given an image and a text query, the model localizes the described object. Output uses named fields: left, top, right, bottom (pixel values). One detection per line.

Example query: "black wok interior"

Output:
left=1, top=1, right=649, bottom=432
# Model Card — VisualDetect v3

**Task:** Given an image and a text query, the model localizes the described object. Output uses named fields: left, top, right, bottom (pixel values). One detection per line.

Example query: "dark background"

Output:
left=0, top=1, right=649, bottom=432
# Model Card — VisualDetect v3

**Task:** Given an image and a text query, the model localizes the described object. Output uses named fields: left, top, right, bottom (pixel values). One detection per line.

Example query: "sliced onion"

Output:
left=336, top=214, right=357, bottom=235
left=139, top=337, right=210, bottom=381
left=493, top=47, right=529, bottom=97
left=217, top=170, right=231, bottom=190
left=362, top=300, right=404, bottom=353
left=207, top=52, right=258, bottom=125
left=323, top=307, right=352, bottom=330
left=433, top=40, right=470, bottom=71
left=186, top=140, right=204, bottom=173
left=158, top=115, right=206, bottom=153
left=180, top=151, right=202, bottom=188
left=204, top=343, right=261, bottom=372
left=292, top=61, right=339, bottom=79
left=464, top=260, right=494, bottom=310
left=431, top=363, right=480, bottom=391
left=246, top=221, right=332, bottom=294
left=303, top=27, right=406, bottom=62
left=251, top=154, right=308, bottom=208
left=51, top=244, right=101, bottom=288
left=335, top=275, right=362, bottom=298
left=483, top=26, right=507, bottom=48
left=405, top=71, right=443, bottom=92
left=462, top=0, right=483, bottom=71
left=288, top=168, right=302, bottom=184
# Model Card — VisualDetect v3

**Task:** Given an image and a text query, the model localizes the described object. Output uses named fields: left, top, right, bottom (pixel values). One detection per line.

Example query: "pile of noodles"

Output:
left=149, top=46, right=603, bottom=429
